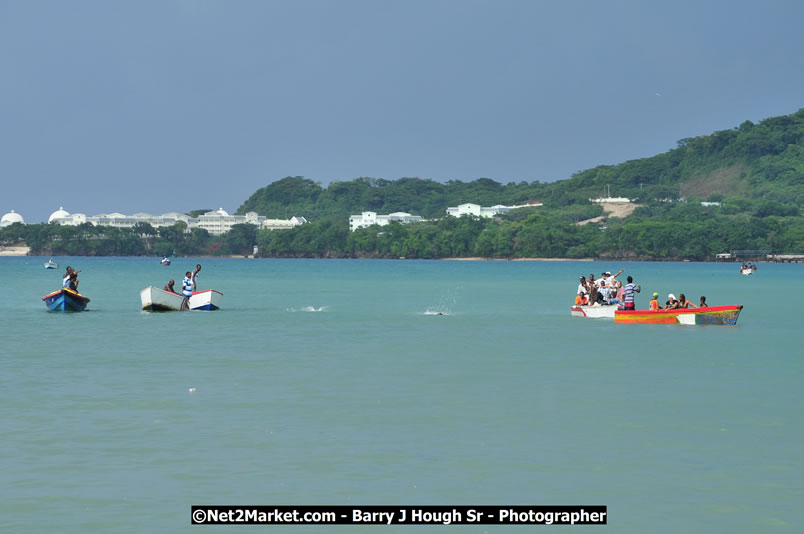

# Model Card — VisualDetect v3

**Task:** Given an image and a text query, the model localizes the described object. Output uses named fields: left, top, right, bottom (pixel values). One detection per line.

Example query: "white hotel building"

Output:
left=1, top=209, right=25, bottom=227
left=349, top=211, right=424, bottom=232
left=446, top=201, right=543, bottom=218
left=349, top=202, right=543, bottom=231
left=46, top=207, right=306, bottom=236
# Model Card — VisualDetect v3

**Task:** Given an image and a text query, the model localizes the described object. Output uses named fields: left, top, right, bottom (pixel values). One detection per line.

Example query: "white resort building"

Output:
left=349, top=211, right=424, bottom=232
left=1, top=209, right=25, bottom=227
left=46, top=207, right=306, bottom=236
left=590, top=197, right=631, bottom=203
left=445, top=202, right=542, bottom=218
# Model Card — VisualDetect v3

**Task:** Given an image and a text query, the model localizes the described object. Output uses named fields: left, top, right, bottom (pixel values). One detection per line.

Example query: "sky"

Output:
left=2, top=0, right=804, bottom=224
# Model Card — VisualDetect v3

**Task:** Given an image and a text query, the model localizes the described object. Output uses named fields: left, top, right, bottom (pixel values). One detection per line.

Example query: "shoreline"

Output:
left=441, top=257, right=594, bottom=261
left=2, top=248, right=791, bottom=263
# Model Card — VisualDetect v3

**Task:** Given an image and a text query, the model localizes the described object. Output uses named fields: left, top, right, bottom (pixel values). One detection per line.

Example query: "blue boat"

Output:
left=42, top=288, right=91, bottom=311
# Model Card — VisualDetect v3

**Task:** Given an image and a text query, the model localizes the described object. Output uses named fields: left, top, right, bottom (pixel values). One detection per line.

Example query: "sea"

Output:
left=1, top=257, right=801, bottom=533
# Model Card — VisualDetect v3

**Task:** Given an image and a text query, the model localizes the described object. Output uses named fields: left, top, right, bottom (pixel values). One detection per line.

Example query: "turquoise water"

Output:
left=1, top=257, right=802, bottom=533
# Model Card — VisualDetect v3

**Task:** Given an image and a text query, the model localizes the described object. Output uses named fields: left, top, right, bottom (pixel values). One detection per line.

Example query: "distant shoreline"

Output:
left=2, top=246, right=790, bottom=263
left=441, top=257, right=594, bottom=261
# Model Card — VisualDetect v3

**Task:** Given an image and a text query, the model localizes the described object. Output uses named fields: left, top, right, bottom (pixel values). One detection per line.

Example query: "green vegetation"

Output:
left=0, top=222, right=258, bottom=257
left=4, top=108, right=803, bottom=259
left=254, top=200, right=804, bottom=260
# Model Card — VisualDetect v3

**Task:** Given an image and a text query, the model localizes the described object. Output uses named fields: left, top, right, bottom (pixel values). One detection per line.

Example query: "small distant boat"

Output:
left=570, top=305, right=617, bottom=319
left=44, top=259, right=59, bottom=269
left=160, top=257, right=171, bottom=266
left=140, top=286, right=223, bottom=311
left=140, top=286, right=184, bottom=311
left=740, top=268, right=753, bottom=276
left=614, top=305, right=743, bottom=325
left=42, top=288, right=90, bottom=311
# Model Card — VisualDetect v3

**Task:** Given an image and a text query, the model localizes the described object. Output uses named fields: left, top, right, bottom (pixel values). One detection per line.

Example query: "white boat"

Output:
left=141, top=286, right=223, bottom=311
left=570, top=305, right=617, bottom=319
left=740, top=268, right=753, bottom=276
left=44, top=259, right=59, bottom=269
left=140, top=286, right=184, bottom=311
left=189, top=289, right=223, bottom=311
left=160, top=257, right=171, bottom=266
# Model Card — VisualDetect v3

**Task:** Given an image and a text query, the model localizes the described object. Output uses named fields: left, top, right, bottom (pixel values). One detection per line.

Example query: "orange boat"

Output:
left=614, top=305, right=743, bottom=325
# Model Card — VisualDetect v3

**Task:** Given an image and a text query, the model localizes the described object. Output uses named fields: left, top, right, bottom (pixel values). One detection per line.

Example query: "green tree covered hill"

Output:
left=238, top=107, right=804, bottom=221
left=4, top=108, right=803, bottom=259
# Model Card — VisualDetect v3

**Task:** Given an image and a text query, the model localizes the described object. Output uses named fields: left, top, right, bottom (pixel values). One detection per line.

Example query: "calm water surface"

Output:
left=1, top=257, right=801, bottom=533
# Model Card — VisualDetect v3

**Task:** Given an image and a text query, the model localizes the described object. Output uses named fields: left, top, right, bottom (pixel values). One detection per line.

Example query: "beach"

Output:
left=0, top=246, right=30, bottom=256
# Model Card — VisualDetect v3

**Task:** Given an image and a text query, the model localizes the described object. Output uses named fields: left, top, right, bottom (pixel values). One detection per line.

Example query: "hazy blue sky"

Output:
left=3, top=0, right=804, bottom=223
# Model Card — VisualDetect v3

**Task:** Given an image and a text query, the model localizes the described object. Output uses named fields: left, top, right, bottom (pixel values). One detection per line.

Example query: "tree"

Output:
left=225, top=224, right=258, bottom=255
left=132, top=222, right=156, bottom=237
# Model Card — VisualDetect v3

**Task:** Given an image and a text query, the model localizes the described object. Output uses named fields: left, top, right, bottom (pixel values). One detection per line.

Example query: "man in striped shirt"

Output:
left=623, top=275, right=641, bottom=310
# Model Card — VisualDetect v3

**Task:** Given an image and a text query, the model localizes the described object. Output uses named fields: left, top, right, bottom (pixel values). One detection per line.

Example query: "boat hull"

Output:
left=740, top=268, right=753, bottom=276
left=614, top=305, right=743, bottom=325
left=42, top=289, right=90, bottom=311
left=44, top=262, right=58, bottom=269
left=140, top=286, right=185, bottom=311
left=570, top=305, right=617, bottom=319
left=189, top=289, right=223, bottom=311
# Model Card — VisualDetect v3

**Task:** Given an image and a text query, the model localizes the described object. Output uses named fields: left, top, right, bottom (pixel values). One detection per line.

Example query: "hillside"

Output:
left=237, top=108, right=804, bottom=221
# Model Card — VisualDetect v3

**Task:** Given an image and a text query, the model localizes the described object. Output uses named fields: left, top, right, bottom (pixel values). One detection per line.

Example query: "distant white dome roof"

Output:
left=1, top=209, right=24, bottom=224
left=48, top=207, right=70, bottom=223
left=216, top=208, right=229, bottom=216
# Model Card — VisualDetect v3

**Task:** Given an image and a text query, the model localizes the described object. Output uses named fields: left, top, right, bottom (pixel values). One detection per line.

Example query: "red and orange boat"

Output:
left=614, top=305, right=743, bottom=325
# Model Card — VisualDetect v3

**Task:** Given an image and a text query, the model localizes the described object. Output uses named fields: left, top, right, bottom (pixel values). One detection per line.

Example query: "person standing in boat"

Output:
left=587, top=274, right=599, bottom=306
left=599, top=269, right=625, bottom=289
left=182, top=272, right=194, bottom=295
left=181, top=271, right=194, bottom=311
left=622, top=276, right=640, bottom=310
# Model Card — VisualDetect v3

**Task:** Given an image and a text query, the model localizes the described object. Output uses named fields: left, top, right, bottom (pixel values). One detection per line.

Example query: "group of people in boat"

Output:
left=575, top=269, right=708, bottom=311
left=575, top=268, right=642, bottom=310
left=647, top=292, right=706, bottom=310
left=741, top=262, right=757, bottom=270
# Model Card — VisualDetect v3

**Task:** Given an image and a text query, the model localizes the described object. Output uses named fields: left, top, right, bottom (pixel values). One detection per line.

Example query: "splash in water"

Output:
left=421, top=285, right=462, bottom=316
left=286, top=306, right=328, bottom=313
